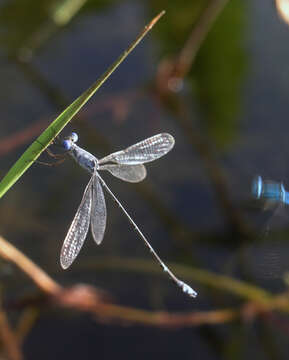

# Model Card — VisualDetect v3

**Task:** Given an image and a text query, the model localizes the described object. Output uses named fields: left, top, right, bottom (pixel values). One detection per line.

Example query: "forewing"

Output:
left=99, top=164, right=147, bottom=183
left=91, top=174, right=107, bottom=245
left=98, top=133, right=175, bottom=165
left=60, top=178, right=93, bottom=269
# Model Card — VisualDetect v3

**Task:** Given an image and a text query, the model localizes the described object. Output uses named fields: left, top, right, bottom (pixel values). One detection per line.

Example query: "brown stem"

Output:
left=0, top=235, right=287, bottom=329
left=0, top=305, right=22, bottom=360
left=0, top=236, right=61, bottom=295
left=90, top=304, right=238, bottom=327
left=175, top=0, right=230, bottom=79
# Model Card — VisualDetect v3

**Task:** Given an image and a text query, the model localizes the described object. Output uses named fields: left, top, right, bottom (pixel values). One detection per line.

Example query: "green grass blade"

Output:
left=0, top=11, right=165, bottom=199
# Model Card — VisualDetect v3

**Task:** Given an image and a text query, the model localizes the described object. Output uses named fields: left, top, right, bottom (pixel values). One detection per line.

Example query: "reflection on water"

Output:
left=1, top=0, right=289, bottom=359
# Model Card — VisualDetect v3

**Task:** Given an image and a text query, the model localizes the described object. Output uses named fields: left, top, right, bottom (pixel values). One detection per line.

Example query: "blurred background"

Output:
left=1, top=0, right=289, bottom=359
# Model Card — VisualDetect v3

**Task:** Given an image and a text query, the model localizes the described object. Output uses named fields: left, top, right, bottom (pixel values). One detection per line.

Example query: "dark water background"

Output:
left=1, top=0, right=289, bottom=359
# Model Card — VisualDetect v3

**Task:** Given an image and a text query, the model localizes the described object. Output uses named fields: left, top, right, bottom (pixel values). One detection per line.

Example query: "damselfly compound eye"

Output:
left=71, top=132, right=78, bottom=143
left=62, top=139, right=72, bottom=151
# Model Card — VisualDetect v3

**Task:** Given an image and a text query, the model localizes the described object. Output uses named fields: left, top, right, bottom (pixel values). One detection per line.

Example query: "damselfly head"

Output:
left=62, top=132, right=79, bottom=150
left=62, top=139, right=72, bottom=150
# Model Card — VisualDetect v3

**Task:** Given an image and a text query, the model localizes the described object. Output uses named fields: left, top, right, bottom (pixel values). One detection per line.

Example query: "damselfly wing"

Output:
left=59, top=132, right=197, bottom=298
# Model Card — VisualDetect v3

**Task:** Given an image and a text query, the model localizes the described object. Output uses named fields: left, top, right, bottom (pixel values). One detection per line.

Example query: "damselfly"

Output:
left=252, top=175, right=289, bottom=208
left=60, top=132, right=197, bottom=298
left=251, top=175, right=289, bottom=235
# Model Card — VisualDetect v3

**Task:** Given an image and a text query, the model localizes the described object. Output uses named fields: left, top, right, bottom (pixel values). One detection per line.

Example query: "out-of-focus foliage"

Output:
left=149, top=0, right=246, bottom=148
left=0, top=0, right=56, bottom=53
left=0, top=0, right=246, bottom=149
left=0, top=0, right=119, bottom=55
left=149, top=0, right=206, bottom=55
left=194, top=0, right=246, bottom=148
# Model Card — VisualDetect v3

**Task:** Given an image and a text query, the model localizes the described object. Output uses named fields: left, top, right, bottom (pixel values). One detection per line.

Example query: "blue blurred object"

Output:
left=252, top=175, right=289, bottom=206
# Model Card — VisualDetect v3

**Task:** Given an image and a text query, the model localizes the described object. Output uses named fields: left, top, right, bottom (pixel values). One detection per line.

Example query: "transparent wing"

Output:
left=60, top=177, right=93, bottom=269
left=90, top=174, right=107, bottom=245
left=99, top=164, right=147, bottom=183
left=98, top=133, right=175, bottom=165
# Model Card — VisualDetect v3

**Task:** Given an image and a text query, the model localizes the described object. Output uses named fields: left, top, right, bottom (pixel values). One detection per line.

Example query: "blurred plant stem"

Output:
left=155, top=0, right=249, bottom=238
left=156, top=90, right=250, bottom=237
left=0, top=297, right=22, bottom=360
left=79, top=256, right=272, bottom=304
left=0, top=236, right=60, bottom=295
left=0, top=233, right=289, bottom=332
left=8, top=56, right=69, bottom=110
left=16, top=308, right=40, bottom=346
left=174, top=0, right=229, bottom=79
left=18, top=0, right=89, bottom=61
left=157, top=0, right=230, bottom=90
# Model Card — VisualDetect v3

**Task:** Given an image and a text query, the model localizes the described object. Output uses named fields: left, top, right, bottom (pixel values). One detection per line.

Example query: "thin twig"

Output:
left=86, top=304, right=238, bottom=328
left=154, top=1, right=249, bottom=236
left=77, top=256, right=272, bottom=304
left=0, top=236, right=61, bottom=295
left=0, top=235, right=288, bottom=329
left=156, top=0, right=230, bottom=92
left=0, top=236, right=237, bottom=328
left=175, top=0, right=230, bottom=79
left=0, top=120, right=48, bottom=157
left=0, top=300, right=22, bottom=360
left=16, top=308, right=39, bottom=346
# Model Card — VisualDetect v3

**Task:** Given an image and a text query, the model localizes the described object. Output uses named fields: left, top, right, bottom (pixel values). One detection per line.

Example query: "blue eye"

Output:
left=62, top=139, right=71, bottom=150
left=71, top=132, right=78, bottom=143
